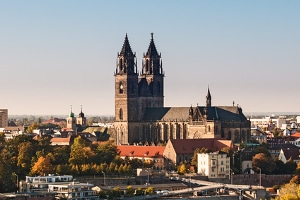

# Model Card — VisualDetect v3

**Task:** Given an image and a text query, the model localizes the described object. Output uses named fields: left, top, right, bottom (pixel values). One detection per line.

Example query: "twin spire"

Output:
left=116, top=33, right=162, bottom=76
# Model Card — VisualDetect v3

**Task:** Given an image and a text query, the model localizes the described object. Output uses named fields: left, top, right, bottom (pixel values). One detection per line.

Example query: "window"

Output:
left=119, top=108, right=123, bottom=120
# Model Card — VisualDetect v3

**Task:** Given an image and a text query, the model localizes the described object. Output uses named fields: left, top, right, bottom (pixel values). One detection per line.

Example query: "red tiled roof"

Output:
left=291, top=132, right=300, bottom=138
left=117, top=145, right=165, bottom=158
left=169, top=139, right=233, bottom=154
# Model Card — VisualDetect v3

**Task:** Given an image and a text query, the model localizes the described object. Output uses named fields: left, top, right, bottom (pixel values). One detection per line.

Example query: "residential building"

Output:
left=113, top=34, right=250, bottom=145
left=278, top=148, right=300, bottom=164
left=163, top=138, right=233, bottom=169
left=117, top=145, right=165, bottom=169
left=48, top=182, right=98, bottom=200
left=197, top=151, right=230, bottom=179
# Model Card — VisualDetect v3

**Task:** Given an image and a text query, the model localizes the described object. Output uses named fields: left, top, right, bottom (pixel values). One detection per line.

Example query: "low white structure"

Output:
left=197, top=151, right=230, bottom=179
left=48, top=182, right=99, bottom=200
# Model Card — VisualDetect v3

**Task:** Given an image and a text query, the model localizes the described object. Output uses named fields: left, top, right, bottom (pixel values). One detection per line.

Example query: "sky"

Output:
left=0, top=1, right=299, bottom=116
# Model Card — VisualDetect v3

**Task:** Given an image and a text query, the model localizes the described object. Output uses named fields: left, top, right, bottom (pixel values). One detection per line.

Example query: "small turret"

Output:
left=206, top=87, right=211, bottom=107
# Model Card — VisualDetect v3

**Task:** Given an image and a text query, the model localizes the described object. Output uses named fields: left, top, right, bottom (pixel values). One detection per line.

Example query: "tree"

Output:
left=30, top=156, right=53, bottom=176
left=126, top=185, right=134, bottom=197
left=276, top=183, right=300, bottom=200
left=290, top=162, right=300, bottom=184
left=17, top=142, right=35, bottom=174
left=252, top=153, right=276, bottom=174
left=69, top=136, right=94, bottom=166
left=94, top=140, right=118, bottom=164
left=26, top=123, right=39, bottom=133
left=145, top=186, right=155, bottom=195
left=134, top=187, right=144, bottom=196
left=254, top=146, right=271, bottom=157
left=178, top=163, right=187, bottom=175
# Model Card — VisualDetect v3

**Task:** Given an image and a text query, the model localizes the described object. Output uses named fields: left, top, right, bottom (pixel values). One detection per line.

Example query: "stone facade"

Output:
left=114, top=34, right=250, bottom=145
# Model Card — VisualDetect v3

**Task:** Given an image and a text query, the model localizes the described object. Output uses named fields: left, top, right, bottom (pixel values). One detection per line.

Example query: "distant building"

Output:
left=0, top=109, right=8, bottom=128
left=66, top=106, right=87, bottom=131
left=197, top=151, right=230, bottom=179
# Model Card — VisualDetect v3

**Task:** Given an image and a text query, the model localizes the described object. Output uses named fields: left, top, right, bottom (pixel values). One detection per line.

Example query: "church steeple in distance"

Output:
left=116, top=34, right=137, bottom=75
left=206, top=86, right=211, bottom=107
left=142, top=33, right=163, bottom=75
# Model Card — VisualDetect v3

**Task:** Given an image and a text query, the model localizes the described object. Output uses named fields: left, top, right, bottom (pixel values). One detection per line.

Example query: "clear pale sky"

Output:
left=0, top=1, right=299, bottom=116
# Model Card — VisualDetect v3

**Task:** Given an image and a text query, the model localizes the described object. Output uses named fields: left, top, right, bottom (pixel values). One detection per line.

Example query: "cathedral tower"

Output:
left=140, top=33, right=164, bottom=112
left=114, top=34, right=138, bottom=144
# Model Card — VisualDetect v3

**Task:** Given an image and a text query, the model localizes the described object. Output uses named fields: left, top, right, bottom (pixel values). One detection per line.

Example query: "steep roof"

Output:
left=117, top=145, right=165, bottom=158
left=169, top=139, right=233, bottom=155
left=281, top=148, right=300, bottom=161
left=198, top=106, right=247, bottom=121
left=143, top=107, right=190, bottom=121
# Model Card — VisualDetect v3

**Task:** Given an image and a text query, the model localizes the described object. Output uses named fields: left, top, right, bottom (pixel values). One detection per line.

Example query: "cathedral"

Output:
left=114, top=34, right=250, bottom=145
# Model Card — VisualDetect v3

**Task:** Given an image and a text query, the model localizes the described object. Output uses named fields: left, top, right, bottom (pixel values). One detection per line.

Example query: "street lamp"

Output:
left=102, top=171, right=106, bottom=186
left=13, top=173, right=18, bottom=193
left=229, top=169, right=234, bottom=184
left=257, top=167, right=261, bottom=186
left=145, top=169, right=150, bottom=185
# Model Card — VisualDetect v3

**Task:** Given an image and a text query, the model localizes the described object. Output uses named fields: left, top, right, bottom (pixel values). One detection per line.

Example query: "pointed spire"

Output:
left=69, top=105, right=74, bottom=117
left=120, top=33, right=134, bottom=56
left=145, top=32, right=159, bottom=57
left=79, top=105, right=84, bottom=117
left=117, top=34, right=136, bottom=75
left=142, top=33, right=162, bottom=75
left=206, top=86, right=211, bottom=107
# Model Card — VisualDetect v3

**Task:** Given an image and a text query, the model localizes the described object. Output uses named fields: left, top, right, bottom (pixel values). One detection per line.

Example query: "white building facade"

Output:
left=197, top=151, right=230, bottom=179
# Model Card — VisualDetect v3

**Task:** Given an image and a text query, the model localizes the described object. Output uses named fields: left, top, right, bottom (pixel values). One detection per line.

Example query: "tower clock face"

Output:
left=120, top=84, right=123, bottom=89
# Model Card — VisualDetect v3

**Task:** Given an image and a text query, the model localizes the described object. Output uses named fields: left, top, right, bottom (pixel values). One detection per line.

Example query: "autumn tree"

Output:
left=252, top=153, right=276, bottom=174
left=290, top=162, right=300, bottom=184
left=125, top=185, right=134, bottom=197
left=178, top=163, right=187, bottom=175
left=276, top=183, right=300, bottom=200
left=30, top=156, right=53, bottom=176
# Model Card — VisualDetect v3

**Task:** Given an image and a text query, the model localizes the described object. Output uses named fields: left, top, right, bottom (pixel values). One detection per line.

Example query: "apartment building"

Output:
left=197, top=151, right=230, bottom=179
left=0, top=109, right=8, bottom=128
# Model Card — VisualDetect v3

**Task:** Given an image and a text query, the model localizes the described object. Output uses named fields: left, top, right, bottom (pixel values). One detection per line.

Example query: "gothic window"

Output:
left=119, top=59, right=123, bottom=71
left=119, top=82, right=124, bottom=94
left=119, top=108, right=123, bottom=121
left=207, top=125, right=210, bottom=132
left=228, top=131, right=232, bottom=140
